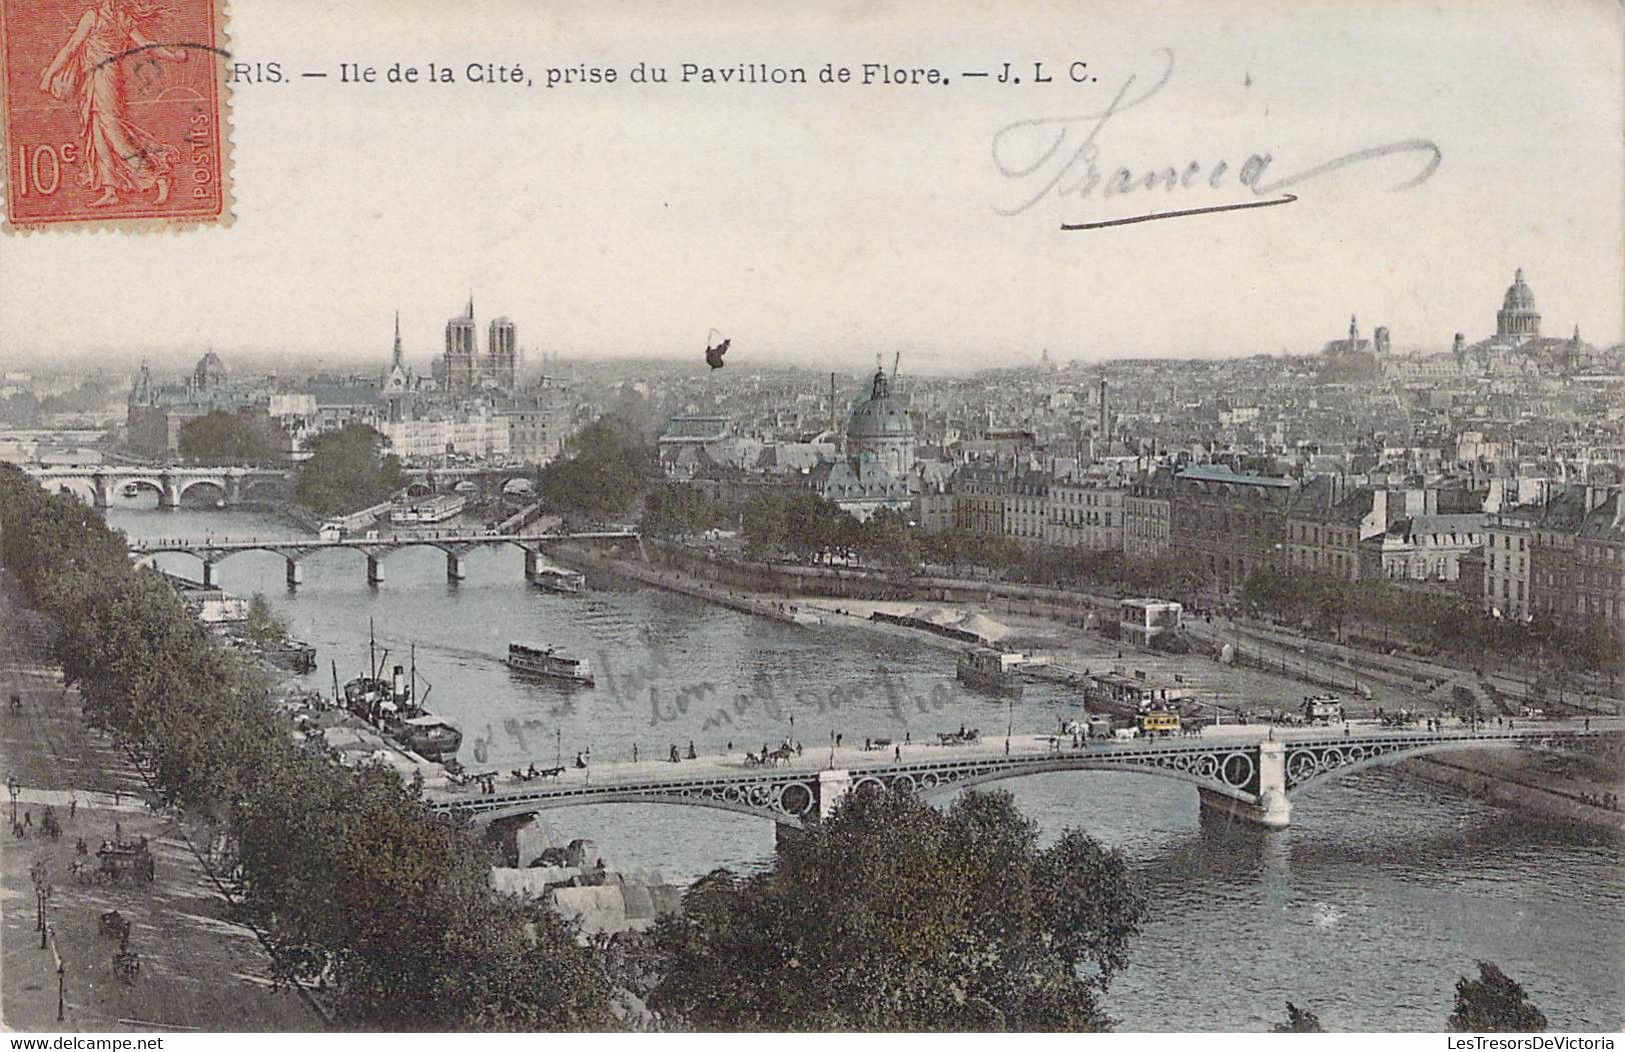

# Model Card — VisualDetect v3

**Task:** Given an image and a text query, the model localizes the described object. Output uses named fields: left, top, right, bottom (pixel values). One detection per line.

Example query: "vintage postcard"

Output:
left=0, top=0, right=1621, bottom=1043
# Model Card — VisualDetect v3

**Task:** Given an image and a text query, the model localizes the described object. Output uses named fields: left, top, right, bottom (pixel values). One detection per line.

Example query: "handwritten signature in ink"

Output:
left=991, top=48, right=1441, bottom=230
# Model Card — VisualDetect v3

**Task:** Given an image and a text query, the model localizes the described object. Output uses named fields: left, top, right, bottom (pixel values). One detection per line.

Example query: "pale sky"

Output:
left=1, top=0, right=1621, bottom=373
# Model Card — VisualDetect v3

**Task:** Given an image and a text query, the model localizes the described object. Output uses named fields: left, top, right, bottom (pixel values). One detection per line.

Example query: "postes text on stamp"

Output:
left=0, top=0, right=229, bottom=231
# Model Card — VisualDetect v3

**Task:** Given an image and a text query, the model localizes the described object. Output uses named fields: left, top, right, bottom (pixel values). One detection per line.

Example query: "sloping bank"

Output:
left=1397, top=749, right=1624, bottom=835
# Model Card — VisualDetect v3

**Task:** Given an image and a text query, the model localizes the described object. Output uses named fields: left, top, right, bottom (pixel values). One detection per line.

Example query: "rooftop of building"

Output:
left=1175, top=464, right=1297, bottom=489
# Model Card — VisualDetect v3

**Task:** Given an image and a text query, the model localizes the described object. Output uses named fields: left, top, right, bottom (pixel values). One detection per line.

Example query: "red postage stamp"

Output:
left=0, top=0, right=230, bottom=231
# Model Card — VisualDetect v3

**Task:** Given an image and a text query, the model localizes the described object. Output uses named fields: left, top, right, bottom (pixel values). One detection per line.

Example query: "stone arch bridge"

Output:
left=428, top=725, right=1618, bottom=832
left=21, top=462, right=291, bottom=510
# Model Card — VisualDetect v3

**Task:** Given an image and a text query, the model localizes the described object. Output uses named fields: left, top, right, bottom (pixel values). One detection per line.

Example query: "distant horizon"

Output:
left=2, top=328, right=1577, bottom=380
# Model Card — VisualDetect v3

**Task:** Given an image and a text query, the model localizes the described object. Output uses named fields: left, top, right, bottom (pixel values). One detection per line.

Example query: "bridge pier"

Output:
left=446, top=552, right=466, bottom=582
left=1197, top=739, right=1291, bottom=829
left=201, top=560, right=220, bottom=589
left=158, top=480, right=180, bottom=510
left=90, top=475, right=110, bottom=510
left=523, top=547, right=541, bottom=581
left=367, top=554, right=386, bottom=586
left=285, top=558, right=304, bottom=588
left=774, top=769, right=853, bottom=853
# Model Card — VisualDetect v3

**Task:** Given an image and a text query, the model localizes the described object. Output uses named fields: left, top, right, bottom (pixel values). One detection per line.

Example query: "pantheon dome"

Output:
left=1496, top=268, right=1541, bottom=342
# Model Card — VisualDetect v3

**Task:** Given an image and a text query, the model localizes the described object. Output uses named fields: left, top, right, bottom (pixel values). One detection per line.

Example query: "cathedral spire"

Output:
left=391, top=311, right=403, bottom=369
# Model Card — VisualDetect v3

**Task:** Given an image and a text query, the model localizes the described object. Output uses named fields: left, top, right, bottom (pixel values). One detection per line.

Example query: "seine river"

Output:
left=110, top=500, right=1624, bottom=1032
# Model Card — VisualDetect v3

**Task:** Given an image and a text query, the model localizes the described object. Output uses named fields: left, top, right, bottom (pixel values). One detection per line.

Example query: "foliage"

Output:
left=1241, top=568, right=1623, bottom=677
left=1272, top=1002, right=1324, bottom=1032
left=294, top=424, right=404, bottom=516
left=0, top=464, right=619, bottom=1030
left=1448, top=962, right=1548, bottom=1033
left=179, top=410, right=284, bottom=465
left=639, top=787, right=1148, bottom=1031
left=244, top=593, right=287, bottom=644
left=540, top=417, right=659, bottom=520
left=640, top=483, right=718, bottom=539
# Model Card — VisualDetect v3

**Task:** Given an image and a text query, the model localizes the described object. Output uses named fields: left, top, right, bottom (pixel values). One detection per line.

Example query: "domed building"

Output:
left=845, top=363, right=915, bottom=478
left=1495, top=268, right=1541, bottom=344
left=192, top=350, right=227, bottom=389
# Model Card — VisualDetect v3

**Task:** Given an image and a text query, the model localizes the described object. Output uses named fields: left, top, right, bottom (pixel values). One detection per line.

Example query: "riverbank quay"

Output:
left=1400, top=744, right=1625, bottom=837
left=0, top=570, right=326, bottom=1032
left=558, top=542, right=1625, bottom=831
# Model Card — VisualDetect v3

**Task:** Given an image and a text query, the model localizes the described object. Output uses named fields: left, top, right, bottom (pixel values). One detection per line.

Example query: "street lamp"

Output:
left=57, top=959, right=65, bottom=1022
left=8, top=776, right=18, bottom=826
left=37, top=883, right=51, bottom=949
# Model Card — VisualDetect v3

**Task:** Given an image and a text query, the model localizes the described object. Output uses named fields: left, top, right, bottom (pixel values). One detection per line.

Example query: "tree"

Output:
left=640, top=788, right=1148, bottom=1031
left=1448, top=961, right=1548, bottom=1032
left=1273, top=1002, right=1324, bottom=1032
left=294, top=425, right=403, bottom=516
left=179, top=410, right=284, bottom=465
left=244, top=593, right=288, bottom=644
left=540, top=417, right=659, bottom=521
left=640, top=483, right=717, bottom=539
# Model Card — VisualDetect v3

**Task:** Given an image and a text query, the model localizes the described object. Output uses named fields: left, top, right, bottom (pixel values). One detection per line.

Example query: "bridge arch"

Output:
left=456, top=789, right=808, bottom=830
left=1284, top=735, right=1595, bottom=797
left=118, top=477, right=167, bottom=499
left=241, top=476, right=290, bottom=498
left=501, top=477, right=534, bottom=496
left=50, top=477, right=99, bottom=505
left=404, top=481, right=434, bottom=497
left=885, top=755, right=1260, bottom=805
left=177, top=477, right=228, bottom=503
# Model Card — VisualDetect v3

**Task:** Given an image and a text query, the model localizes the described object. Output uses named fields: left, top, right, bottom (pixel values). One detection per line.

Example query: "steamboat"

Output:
left=340, top=632, right=463, bottom=763
left=507, top=642, right=595, bottom=685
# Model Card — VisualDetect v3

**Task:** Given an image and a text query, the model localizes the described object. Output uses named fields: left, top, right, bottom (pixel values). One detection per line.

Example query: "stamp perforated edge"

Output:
left=0, top=0, right=236, bottom=234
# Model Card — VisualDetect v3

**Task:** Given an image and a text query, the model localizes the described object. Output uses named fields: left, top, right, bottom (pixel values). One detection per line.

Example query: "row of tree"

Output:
left=1240, top=568, right=1623, bottom=678
left=0, top=464, right=618, bottom=1029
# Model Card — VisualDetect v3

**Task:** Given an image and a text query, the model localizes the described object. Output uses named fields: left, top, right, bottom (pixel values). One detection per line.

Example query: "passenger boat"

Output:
left=507, top=642, right=594, bottom=685
left=530, top=567, right=586, bottom=594
left=955, top=647, right=1026, bottom=696
left=389, top=493, right=467, bottom=524
left=120, top=483, right=140, bottom=498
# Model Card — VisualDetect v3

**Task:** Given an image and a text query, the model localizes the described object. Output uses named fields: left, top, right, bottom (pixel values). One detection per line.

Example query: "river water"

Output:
left=108, top=499, right=1625, bottom=1032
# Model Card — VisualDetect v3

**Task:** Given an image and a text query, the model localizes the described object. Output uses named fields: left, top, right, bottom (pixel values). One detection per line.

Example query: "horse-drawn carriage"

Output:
left=745, top=745, right=796, bottom=767
left=938, top=728, right=981, bottom=746
left=97, top=838, right=155, bottom=885
left=100, top=909, right=132, bottom=944
left=113, top=951, right=141, bottom=984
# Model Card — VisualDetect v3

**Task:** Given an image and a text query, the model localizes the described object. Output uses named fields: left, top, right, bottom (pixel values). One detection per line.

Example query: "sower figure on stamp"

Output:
left=38, top=0, right=189, bottom=207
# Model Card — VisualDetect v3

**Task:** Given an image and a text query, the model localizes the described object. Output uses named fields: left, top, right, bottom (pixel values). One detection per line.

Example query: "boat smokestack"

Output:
left=392, top=665, right=406, bottom=700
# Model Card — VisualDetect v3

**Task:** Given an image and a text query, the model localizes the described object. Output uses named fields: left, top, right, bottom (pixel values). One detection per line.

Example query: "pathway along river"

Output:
left=110, top=500, right=1623, bottom=1031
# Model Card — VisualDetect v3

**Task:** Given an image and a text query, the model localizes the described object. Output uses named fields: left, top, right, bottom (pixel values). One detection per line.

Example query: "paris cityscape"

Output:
left=0, top=259, right=1620, bottom=1035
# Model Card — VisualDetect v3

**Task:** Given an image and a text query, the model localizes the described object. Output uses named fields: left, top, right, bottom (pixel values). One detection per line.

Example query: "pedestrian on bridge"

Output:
left=633, top=744, right=639, bottom=763
left=894, top=744, right=901, bottom=761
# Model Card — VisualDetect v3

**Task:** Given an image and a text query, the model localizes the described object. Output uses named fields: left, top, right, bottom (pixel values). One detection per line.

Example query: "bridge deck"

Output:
left=428, top=720, right=1618, bottom=817
left=127, top=530, right=638, bottom=553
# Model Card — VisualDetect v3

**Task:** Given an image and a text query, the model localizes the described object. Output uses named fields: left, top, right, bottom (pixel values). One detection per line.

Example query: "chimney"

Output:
left=1098, top=378, right=1109, bottom=437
